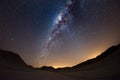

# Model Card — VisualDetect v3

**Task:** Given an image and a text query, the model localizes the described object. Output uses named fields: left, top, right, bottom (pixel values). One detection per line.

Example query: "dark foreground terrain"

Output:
left=0, top=44, right=120, bottom=80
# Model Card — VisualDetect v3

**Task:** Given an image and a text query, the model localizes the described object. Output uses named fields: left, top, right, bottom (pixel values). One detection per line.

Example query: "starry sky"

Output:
left=0, top=0, right=120, bottom=68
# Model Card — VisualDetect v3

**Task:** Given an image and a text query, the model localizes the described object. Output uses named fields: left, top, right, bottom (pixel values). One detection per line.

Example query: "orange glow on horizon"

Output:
left=52, top=49, right=106, bottom=68
left=36, top=44, right=115, bottom=68
left=50, top=64, right=72, bottom=69
left=87, top=49, right=106, bottom=60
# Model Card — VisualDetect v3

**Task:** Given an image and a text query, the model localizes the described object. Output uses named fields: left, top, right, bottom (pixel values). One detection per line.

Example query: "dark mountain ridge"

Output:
left=0, top=44, right=120, bottom=80
left=0, top=49, right=33, bottom=71
left=55, top=44, right=120, bottom=72
left=0, top=44, right=120, bottom=72
left=73, top=44, right=120, bottom=68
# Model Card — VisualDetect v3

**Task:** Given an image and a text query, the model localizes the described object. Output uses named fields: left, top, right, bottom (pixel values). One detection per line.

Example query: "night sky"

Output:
left=0, top=0, right=120, bottom=68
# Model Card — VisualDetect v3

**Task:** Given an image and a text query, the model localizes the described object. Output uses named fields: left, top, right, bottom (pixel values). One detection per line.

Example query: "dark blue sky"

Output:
left=0, top=0, right=120, bottom=68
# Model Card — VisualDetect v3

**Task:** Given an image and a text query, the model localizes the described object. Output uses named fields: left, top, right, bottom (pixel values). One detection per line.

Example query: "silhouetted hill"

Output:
left=39, top=66, right=55, bottom=71
left=0, top=44, right=120, bottom=80
left=56, top=44, right=120, bottom=72
left=0, top=49, right=33, bottom=71
left=74, top=44, right=120, bottom=69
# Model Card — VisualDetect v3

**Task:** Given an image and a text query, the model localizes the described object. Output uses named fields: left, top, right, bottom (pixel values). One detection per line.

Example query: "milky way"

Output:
left=40, top=0, right=80, bottom=57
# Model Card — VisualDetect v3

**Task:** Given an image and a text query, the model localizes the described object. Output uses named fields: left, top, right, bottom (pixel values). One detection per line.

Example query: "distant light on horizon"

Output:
left=35, top=45, right=114, bottom=68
